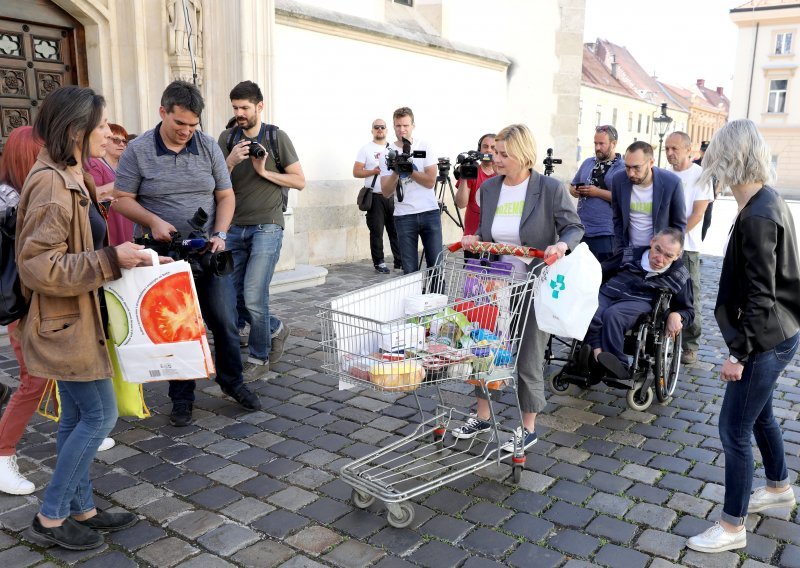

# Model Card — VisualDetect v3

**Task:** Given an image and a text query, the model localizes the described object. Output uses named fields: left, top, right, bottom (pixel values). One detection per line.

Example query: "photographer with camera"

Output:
left=354, top=119, right=401, bottom=273
left=113, top=81, right=261, bottom=427
left=570, top=125, right=625, bottom=262
left=380, top=107, right=441, bottom=274
left=219, top=81, right=304, bottom=380
left=455, top=133, right=496, bottom=258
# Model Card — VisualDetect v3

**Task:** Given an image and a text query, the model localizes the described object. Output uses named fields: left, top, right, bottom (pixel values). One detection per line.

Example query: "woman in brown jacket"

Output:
left=18, top=86, right=164, bottom=551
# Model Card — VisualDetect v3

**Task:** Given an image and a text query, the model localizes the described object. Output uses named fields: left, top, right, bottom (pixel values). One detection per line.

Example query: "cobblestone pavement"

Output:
left=0, top=254, right=798, bottom=568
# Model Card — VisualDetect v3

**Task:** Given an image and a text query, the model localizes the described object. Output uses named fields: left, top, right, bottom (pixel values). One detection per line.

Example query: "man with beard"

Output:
left=609, top=141, right=686, bottom=252
left=219, top=81, right=305, bottom=380
left=354, top=119, right=401, bottom=273
left=570, top=125, right=625, bottom=261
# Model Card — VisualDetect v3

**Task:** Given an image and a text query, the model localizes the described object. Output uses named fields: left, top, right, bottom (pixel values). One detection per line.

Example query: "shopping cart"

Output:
left=317, top=243, right=555, bottom=528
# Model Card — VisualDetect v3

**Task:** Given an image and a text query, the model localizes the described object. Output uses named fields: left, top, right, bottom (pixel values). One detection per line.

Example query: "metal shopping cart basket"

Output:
left=317, top=243, right=554, bottom=528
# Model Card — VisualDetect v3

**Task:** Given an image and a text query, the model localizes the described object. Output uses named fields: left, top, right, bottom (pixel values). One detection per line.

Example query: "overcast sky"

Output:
left=583, top=0, right=742, bottom=95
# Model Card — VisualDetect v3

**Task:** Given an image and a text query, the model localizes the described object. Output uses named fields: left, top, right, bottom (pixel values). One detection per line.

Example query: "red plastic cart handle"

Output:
left=448, top=241, right=558, bottom=265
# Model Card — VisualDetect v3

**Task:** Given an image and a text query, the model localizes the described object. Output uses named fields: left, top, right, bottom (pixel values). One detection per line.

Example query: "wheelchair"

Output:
left=545, top=289, right=683, bottom=411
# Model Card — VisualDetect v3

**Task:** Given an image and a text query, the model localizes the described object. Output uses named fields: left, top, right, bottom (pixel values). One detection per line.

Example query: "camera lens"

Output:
left=248, top=143, right=266, bottom=159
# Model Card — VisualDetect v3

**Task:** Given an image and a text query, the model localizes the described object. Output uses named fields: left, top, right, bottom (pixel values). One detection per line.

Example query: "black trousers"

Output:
left=366, top=193, right=401, bottom=267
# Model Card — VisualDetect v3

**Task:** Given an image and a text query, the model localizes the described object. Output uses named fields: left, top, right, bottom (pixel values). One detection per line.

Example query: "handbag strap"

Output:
left=370, top=174, right=378, bottom=188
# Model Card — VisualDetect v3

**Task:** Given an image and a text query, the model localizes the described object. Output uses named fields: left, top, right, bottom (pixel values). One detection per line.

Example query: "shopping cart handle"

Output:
left=448, top=241, right=559, bottom=265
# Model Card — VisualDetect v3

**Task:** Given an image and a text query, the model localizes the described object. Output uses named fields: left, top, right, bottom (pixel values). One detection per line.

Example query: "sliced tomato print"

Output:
left=139, top=272, right=202, bottom=343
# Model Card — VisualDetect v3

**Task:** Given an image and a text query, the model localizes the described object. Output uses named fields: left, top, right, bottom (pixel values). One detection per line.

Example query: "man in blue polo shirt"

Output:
left=113, top=81, right=261, bottom=427
left=570, top=125, right=625, bottom=261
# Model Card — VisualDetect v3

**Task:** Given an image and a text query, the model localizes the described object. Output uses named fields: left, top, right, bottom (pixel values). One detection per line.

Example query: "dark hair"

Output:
left=595, top=124, right=618, bottom=142
left=654, top=227, right=684, bottom=249
left=160, top=80, right=204, bottom=116
left=34, top=86, right=105, bottom=167
left=477, top=133, right=496, bottom=151
left=229, top=81, right=263, bottom=104
left=626, top=140, right=654, bottom=158
left=393, top=106, right=414, bottom=124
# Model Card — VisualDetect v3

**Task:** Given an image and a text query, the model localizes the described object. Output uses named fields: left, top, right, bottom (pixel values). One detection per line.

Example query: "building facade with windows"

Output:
left=0, top=0, right=585, bottom=276
left=731, top=1, right=800, bottom=191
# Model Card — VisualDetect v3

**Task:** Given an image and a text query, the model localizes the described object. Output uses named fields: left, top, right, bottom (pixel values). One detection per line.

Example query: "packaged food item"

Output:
left=369, top=360, right=425, bottom=391
left=379, top=323, right=425, bottom=353
left=403, top=293, right=448, bottom=315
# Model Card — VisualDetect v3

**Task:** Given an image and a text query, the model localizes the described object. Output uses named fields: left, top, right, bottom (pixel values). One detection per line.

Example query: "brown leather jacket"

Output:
left=14, top=149, right=121, bottom=381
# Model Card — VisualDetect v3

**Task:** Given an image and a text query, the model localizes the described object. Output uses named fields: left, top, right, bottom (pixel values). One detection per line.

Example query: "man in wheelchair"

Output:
left=580, top=227, right=694, bottom=383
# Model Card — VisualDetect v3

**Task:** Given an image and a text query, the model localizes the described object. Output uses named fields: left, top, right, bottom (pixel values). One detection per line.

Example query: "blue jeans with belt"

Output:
left=228, top=224, right=284, bottom=362
left=40, top=379, right=117, bottom=520
left=719, top=331, right=800, bottom=525
left=394, top=209, right=443, bottom=274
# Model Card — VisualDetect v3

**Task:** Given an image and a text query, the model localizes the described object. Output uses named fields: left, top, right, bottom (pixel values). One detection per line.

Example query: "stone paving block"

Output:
left=92, top=472, right=139, bottom=495
left=221, top=497, right=275, bottom=524
left=460, top=526, right=517, bottom=558
left=635, top=529, right=686, bottom=561
left=506, top=543, right=565, bottom=568
left=197, top=523, right=260, bottom=556
left=108, top=520, right=165, bottom=550
left=236, top=475, right=287, bottom=499
left=658, top=472, right=704, bottom=495
left=627, top=482, right=671, bottom=505
left=468, top=480, right=511, bottom=501
left=517, top=470, right=555, bottom=492
left=284, top=467, right=334, bottom=489
left=267, top=486, right=318, bottom=511
left=780, top=544, right=800, bottom=568
left=189, top=485, right=243, bottom=509
left=503, top=490, right=551, bottom=516
left=296, top=448, right=339, bottom=467
left=625, top=502, right=677, bottom=531
left=756, top=517, right=800, bottom=542
left=546, top=462, right=590, bottom=483
left=158, top=444, right=205, bottom=464
left=743, top=531, right=779, bottom=562
left=554, top=406, right=604, bottom=425
left=174, top=553, right=236, bottom=567
left=548, top=479, right=594, bottom=505
left=94, top=444, right=140, bottom=464
left=619, top=463, right=662, bottom=484
left=422, top=488, right=472, bottom=514
left=460, top=558, right=506, bottom=568
left=139, top=463, right=184, bottom=485
left=137, top=536, right=199, bottom=567
left=137, top=496, right=194, bottom=524
left=0, top=545, right=42, bottom=567
left=205, top=439, right=250, bottom=457
left=258, top=457, right=303, bottom=477
left=419, top=515, right=473, bottom=542
left=548, top=528, right=600, bottom=558
left=666, top=492, right=714, bottom=517
left=699, top=482, right=725, bottom=503
left=543, top=501, right=595, bottom=529
left=286, top=525, right=342, bottom=556
left=407, top=540, right=468, bottom=568
left=44, top=542, right=109, bottom=564
left=267, top=439, right=312, bottom=459
left=243, top=431, right=284, bottom=449
left=586, top=471, right=632, bottom=494
left=585, top=515, right=638, bottom=544
left=608, top=430, right=646, bottom=447
left=232, top=539, right=295, bottom=568
left=109, top=482, right=168, bottom=509
left=585, top=492, right=633, bottom=517
left=593, top=543, right=650, bottom=568
left=462, top=501, right=513, bottom=526
left=168, top=510, right=226, bottom=539
left=323, top=538, right=385, bottom=568
left=207, top=463, right=258, bottom=486
left=368, top=527, right=424, bottom=556
left=251, top=509, right=310, bottom=539
left=681, top=549, right=740, bottom=568
left=79, top=550, right=139, bottom=568
left=549, top=446, right=591, bottom=464
left=330, top=509, right=388, bottom=539
left=299, top=497, right=352, bottom=525
left=277, top=555, right=328, bottom=568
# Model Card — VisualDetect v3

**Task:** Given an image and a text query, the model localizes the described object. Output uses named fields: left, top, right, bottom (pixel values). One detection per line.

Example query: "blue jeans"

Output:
left=719, top=331, right=800, bottom=525
left=228, top=224, right=283, bottom=362
left=394, top=210, right=443, bottom=274
left=169, top=269, right=244, bottom=404
left=40, top=379, right=117, bottom=520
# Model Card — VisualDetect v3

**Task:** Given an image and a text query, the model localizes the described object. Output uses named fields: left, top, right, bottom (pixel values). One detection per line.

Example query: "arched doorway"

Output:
left=0, top=0, right=85, bottom=153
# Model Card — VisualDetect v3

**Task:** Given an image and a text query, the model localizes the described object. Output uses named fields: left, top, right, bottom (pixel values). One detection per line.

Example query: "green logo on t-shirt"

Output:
left=550, top=274, right=565, bottom=298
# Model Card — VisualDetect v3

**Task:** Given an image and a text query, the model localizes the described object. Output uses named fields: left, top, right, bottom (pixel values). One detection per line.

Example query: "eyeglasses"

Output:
left=372, top=125, right=386, bottom=130
left=595, top=125, right=618, bottom=139
left=110, top=137, right=127, bottom=145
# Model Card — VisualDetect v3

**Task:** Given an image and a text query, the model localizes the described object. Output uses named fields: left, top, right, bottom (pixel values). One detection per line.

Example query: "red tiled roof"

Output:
left=581, top=44, right=637, bottom=98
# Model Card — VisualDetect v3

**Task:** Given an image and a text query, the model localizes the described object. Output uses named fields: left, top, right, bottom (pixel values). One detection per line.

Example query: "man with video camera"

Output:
left=113, top=81, right=261, bottom=427
left=219, top=80, right=304, bottom=381
left=455, top=133, right=496, bottom=258
left=380, top=107, right=441, bottom=274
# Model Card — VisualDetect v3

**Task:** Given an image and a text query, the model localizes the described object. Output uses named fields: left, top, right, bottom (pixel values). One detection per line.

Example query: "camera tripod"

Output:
left=415, top=164, right=464, bottom=271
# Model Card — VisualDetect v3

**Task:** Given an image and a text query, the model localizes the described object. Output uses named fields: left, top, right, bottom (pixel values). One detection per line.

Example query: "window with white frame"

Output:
left=776, top=32, right=793, bottom=55
left=768, top=79, right=788, bottom=113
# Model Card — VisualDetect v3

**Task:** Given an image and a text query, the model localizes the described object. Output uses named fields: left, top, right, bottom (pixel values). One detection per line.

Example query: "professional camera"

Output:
left=542, top=147, right=562, bottom=176
left=453, top=150, right=490, bottom=180
left=246, top=140, right=266, bottom=159
left=135, top=208, right=234, bottom=277
left=437, top=157, right=451, bottom=176
left=385, top=137, right=427, bottom=174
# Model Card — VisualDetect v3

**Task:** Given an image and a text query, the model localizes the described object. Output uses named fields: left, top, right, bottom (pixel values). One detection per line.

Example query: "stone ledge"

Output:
left=272, top=264, right=328, bottom=295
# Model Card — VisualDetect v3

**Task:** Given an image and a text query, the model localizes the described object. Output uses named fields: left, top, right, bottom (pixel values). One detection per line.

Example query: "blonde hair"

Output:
left=495, top=124, right=537, bottom=171
left=699, top=119, right=774, bottom=188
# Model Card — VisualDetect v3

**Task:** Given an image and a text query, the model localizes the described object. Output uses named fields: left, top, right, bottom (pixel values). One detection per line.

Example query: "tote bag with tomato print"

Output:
left=103, top=251, right=215, bottom=383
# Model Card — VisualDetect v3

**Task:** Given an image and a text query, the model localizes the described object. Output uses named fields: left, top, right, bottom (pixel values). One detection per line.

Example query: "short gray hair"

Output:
left=666, top=131, right=691, bottom=148
left=699, top=119, right=774, bottom=188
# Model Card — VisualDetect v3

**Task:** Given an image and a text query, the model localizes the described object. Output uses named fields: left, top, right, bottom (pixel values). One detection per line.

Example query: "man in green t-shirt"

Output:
left=218, top=81, right=305, bottom=381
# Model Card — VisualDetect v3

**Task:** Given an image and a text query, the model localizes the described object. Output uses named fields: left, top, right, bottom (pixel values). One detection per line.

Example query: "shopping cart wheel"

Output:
left=351, top=489, right=375, bottom=509
left=512, top=465, right=523, bottom=483
left=626, top=384, right=654, bottom=412
left=386, top=502, right=415, bottom=529
left=433, top=427, right=446, bottom=449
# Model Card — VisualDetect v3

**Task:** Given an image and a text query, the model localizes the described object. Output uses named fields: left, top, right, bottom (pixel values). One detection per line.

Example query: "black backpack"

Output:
left=0, top=205, right=26, bottom=325
left=226, top=123, right=290, bottom=212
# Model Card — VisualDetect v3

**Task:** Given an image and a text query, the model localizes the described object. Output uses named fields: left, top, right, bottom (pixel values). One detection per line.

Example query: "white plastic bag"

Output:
left=533, top=242, right=601, bottom=339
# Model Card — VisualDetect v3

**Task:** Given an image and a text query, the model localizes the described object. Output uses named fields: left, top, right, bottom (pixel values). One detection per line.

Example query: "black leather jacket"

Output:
left=716, top=186, right=800, bottom=360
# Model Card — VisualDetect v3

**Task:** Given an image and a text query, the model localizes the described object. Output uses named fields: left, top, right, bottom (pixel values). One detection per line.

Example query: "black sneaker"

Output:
left=30, top=515, right=104, bottom=550
left=374, top=263, right=390, bottom=274
left=269, top=323, right=291, bottom=364
left=597, top=352, right=630, bottom=380
left=452, top=417, right=492, bottom=439
left=75, top=509, right=138, bottom=532
left=169, top=402, right=193, bottom=427
left=222, top=384, right=262, bottom=411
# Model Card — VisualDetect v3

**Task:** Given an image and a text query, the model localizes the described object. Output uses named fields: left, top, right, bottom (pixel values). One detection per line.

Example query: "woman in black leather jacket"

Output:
left=687, top=119, right=800, bottom=554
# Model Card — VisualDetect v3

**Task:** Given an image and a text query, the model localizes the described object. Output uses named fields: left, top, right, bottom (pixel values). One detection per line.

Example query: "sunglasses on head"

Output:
left=595, top=125, right=618, bottom=139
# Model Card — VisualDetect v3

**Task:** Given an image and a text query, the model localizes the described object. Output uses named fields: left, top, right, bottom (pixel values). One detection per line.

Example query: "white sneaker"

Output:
left=0, top=455, right=35, bottom=495
left=748, top=485, right=796, bottom=513
left=686, top=523, right=746, bottom=553
left=98, top=438, right=115, bottom=452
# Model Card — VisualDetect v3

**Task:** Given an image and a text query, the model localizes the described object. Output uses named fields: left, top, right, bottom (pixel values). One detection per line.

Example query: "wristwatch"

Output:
left=728, top=355, right=740, bottom=365
left=212, top=231, right=227, bottom=241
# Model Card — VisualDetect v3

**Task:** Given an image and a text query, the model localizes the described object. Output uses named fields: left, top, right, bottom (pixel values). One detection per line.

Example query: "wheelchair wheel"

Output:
left=626, top=383, right=654, bottom=411
left=549, top=372, right=571, bottom=393
left=655, top=331, right=682, bottom=403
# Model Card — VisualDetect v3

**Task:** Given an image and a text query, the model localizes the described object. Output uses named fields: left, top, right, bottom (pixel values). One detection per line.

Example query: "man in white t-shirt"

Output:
left=380, top=106, right=442, bottom=273
left=666, top=131, right=713, bottom=365
left=354, top=119, right=401, bottom=274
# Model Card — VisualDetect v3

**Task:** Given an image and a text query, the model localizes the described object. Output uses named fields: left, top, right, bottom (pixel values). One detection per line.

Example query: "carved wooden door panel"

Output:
left=0, top=16, right=80, bottom=153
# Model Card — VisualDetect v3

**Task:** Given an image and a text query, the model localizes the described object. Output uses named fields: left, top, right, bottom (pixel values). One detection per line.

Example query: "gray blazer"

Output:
left=477, top=170, right=584, bottom=270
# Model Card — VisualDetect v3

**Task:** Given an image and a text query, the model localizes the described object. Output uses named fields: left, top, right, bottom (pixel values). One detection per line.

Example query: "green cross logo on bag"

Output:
left=550, top=274, right=566, bottom=298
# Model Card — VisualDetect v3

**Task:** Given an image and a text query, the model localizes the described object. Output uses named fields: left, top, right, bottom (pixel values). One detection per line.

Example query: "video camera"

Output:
left=135, top=208, right=233, bottom=277
left=454, top=150, right=491, bottom=180
left=542, top=147, right=562, bottom=177
left=386, top=137, right=427, bottom=174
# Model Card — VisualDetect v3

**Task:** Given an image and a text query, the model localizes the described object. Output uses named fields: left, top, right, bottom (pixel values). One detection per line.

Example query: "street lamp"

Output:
left=652, top=102, right=673, bottom=167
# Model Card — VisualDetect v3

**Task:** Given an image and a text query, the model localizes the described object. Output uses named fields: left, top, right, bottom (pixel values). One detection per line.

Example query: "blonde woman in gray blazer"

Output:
left=452, top=124, right=584, bottom=451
